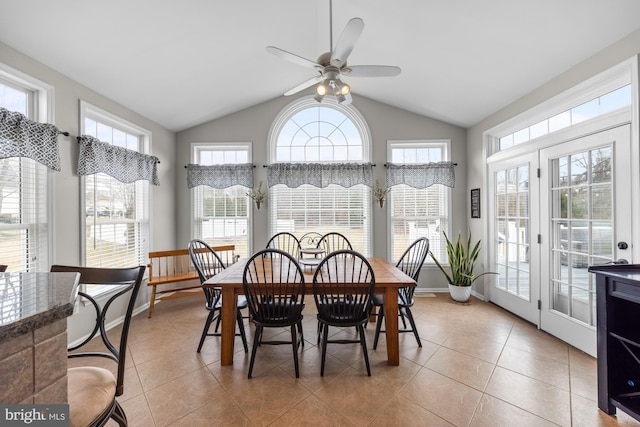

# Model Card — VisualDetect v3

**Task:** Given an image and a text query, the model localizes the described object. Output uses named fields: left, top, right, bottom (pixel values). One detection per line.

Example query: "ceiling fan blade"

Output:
left=284, top=75, right=324, bottom=96
left=347, top=65, right=402, bottom=77
left=266, top=46, right=320, bottom=69
left=330, top=17, right=364, bottom=67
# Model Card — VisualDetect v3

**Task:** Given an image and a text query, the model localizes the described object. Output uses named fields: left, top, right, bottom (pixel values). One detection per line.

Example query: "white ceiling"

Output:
left=2, top=0, right=640, bottom=132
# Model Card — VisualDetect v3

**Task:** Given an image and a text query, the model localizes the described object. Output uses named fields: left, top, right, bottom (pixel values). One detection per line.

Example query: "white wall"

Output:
left=0, top=41, right=178, bottom=342
left=466, top=29, right=640, bottom=298
left=176, top=89, right=467, bottom=290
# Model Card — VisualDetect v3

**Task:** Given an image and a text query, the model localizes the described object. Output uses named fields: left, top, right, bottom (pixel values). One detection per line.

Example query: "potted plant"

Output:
left=373, top=179, right=390, bottom=208
left=247, top=181, right=267, bottom=209
left=430, top=231, right=496, bottom=302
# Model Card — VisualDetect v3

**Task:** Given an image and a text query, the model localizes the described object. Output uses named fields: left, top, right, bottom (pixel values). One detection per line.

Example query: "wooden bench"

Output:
left=147, top=244, right=238, bottom=318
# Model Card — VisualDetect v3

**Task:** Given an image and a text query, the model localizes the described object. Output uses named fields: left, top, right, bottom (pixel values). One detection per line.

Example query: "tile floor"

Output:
left=93, top=293, right=640, bottom=426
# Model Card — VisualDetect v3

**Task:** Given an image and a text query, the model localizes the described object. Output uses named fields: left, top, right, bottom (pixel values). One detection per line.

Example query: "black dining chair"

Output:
left=243, top=248, right=306, bottom=378
left=266, top=231, right=302, bottom=259
left=51, top=264, right=145, bottom=427
left=318, top=232, right=352, bottom=254
left=312, top=249, right=375, bottom=376
left=188, top=239, right=249, bottom=353
left=373, top=237, right=429, bottom=349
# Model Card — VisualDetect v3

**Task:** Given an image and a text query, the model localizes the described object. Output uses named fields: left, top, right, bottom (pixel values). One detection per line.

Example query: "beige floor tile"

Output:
left=135, top=345, right=208, bottom=391
left=369, top=396, right=454, bottom=427
left=269, top=394, right=354, bottom=427
left=571, top=393, right=640, bottom=427
left=279, top=344, right=351, bottom=391
left=569, top=347, right=598, bottom=401
left=166, top=394, right=251, bottom=426
left=425, top=347, right=495, bottom=391
left=469, top=394, right=557, bottom=427
left=485, top=366, right=571, bottom=426
left=107, top=393, right=154, bottom=427
left=403, top=368, right=483, bottom=426
left=128, top=332, right=200, bottom=366
left=313, top=367, right=395, bottom=426
left=441, top=329, right=505, bottom=364
left=497, top=345, right=570, bottom=390
left=220, top=366, right=312, bottom=427
left=120, top=365, right=143, bottom=401
left=366, top=353, right=422, bottom=394
left=506, top=323, right=570, bottom=362
left=144, top=367, right=228, bottom=427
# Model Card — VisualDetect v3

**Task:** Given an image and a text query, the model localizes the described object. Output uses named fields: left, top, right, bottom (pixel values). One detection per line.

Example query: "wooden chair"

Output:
left=373, top=237, right=429, bottom=349
left=312, top=250, right=375, bottom=376
left=50, top=264, right=145, bottom=427
left=188, top=239, right=249, bottom=353
left=266, top=232, right=302, bottom=259
left=243, top=248, right=305, bottom=378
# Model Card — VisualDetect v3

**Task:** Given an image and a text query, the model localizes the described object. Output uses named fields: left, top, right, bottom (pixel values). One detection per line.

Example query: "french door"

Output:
left=488, top=153, right=540, bottom=325
left=489, top=124, right=632, bottom=356
left=539, top=125, right=631, bottom=356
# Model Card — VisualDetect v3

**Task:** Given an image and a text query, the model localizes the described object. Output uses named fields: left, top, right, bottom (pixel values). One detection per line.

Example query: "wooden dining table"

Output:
left=203, top=257, right=416, bottom=366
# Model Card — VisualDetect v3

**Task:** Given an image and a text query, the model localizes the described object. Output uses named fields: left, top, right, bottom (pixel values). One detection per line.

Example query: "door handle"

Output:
left=618, top=241, right=629, bottom=250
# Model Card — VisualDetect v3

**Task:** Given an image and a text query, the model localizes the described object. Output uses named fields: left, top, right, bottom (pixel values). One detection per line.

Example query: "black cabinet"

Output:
left=589, top=264, right=640, bottom=422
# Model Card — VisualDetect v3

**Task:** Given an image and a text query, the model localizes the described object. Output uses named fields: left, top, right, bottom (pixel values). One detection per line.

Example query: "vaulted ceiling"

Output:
left=2, top=0, right=640, bottom=132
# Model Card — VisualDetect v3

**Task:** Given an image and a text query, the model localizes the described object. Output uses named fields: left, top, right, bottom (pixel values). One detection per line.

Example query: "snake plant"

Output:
left=430, top=231, right=496, bottom=287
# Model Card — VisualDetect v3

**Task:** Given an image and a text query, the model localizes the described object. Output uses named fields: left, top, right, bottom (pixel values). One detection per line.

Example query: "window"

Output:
left=191, top=144, right=251, bottom=258
left=81, top=102, right=150, bottom=273
left=498, top=85, right=632, bottom=150
left=388, top=141, right=450, bottom=263
left=0, top=71, right=51, bottom=272
left=269, top=99, right=371, bottom=255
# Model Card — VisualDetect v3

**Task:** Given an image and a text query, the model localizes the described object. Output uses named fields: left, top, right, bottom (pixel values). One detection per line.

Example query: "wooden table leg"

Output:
left=221, top=287, right=237, bottom=366
left=384, top=286, right=400, bottom=365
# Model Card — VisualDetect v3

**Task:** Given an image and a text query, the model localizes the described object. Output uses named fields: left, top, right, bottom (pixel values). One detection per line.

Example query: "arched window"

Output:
left=269, top=97, right=372, bottom=255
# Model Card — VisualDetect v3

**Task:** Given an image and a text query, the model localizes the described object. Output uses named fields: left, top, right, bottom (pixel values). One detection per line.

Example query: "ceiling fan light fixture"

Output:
left=316, top=81, right=328, bottom=96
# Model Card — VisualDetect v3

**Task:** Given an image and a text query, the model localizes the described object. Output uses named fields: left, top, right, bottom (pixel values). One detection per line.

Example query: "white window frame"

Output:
left=268, top=96, right=372, bottom=255
left=80, top=101, right=152, bottom=295
left=190, top=142, right=253, bottom=257
left=487, top=58, right=637, bottom=156
left=0, top=63, right=54, bottom=272
left=386, top=140, right=452, bottom=264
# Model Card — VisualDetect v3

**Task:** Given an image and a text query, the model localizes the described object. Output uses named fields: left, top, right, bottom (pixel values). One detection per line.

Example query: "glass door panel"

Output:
left=488, top=152, right=539, bottom=324
left=540, top=125, right=631, bottom=356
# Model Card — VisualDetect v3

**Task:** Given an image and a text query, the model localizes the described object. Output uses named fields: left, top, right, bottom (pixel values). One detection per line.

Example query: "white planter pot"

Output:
left=448, top=284, right=472, bottom=302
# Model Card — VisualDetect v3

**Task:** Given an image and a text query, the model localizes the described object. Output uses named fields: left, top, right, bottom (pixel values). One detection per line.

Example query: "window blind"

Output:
left=0, top=157, right=49, bottom=271
left=269, top=184, right=371, bottom=256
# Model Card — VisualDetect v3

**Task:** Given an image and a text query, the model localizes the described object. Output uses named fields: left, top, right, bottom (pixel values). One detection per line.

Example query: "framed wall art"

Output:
left=470, top=188, right=480, bottom=218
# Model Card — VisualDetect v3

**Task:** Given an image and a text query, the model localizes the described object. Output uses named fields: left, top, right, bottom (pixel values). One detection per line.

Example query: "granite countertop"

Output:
left=0, top=272, right=80, bottom=340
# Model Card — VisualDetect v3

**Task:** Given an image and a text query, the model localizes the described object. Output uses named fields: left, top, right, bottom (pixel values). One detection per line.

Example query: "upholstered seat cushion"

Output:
left=68, top=366, right=116, bottom=427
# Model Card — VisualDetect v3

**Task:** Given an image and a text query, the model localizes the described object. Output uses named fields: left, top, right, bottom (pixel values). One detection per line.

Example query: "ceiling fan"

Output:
left=266, top=0, right=401, bottom=104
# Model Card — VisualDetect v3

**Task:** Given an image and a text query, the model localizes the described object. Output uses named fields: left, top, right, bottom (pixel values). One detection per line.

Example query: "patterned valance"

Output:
left=267, top=163, right=374, bottom=188
left=386, top=161, right=455, bottom=189
left=186, top=163, right=254, bottom=189
left=0, top=107, right=61, bottom=171
left=77, top=135, right=159, bottom=185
